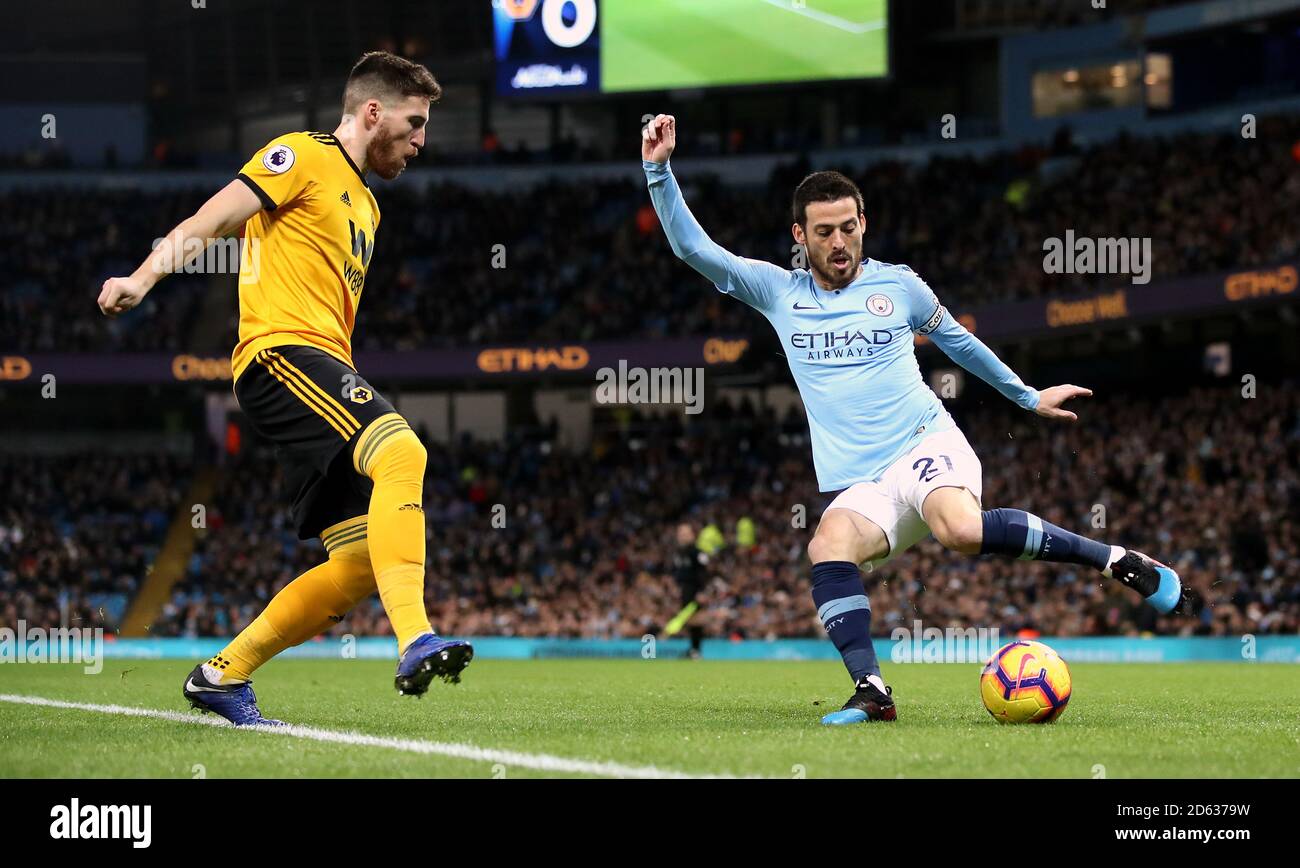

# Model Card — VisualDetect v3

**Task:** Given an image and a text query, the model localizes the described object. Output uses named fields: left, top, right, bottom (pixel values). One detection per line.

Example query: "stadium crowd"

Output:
left=3, top=113, right=1298, bottom=353
left=10, top=379, right=1286, bottom=644
left=0, top=186, right=211, bottom=353
left=0, top=453, right=185, bottom=632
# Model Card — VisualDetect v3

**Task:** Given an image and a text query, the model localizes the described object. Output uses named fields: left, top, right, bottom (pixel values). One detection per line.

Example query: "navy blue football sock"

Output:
left=811, top=560, right=879, bottom=682
left=979, top=508, right=1113, bottom=571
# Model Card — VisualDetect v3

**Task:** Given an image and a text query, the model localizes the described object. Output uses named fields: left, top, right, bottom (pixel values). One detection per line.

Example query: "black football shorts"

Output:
left=234, top=345, right=397, bottom=540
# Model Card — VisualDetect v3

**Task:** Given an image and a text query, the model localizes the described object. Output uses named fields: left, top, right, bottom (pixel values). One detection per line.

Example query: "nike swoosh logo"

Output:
left=793, top=303, right=818, bottom=310
left=184, top=677, right=225, bottom=694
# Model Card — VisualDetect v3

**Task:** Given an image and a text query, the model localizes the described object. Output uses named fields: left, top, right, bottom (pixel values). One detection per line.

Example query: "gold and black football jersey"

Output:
left=232, top=131, right=380, bottom=380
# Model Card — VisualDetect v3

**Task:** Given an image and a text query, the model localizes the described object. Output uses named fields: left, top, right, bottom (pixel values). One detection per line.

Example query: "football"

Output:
left=980, top=640, right=1072, bottom=724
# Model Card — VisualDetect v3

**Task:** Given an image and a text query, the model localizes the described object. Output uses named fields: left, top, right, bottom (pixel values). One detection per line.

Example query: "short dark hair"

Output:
left=343, top=51, right=442, bottom=113
left=792, top=171, right=864, bottom=227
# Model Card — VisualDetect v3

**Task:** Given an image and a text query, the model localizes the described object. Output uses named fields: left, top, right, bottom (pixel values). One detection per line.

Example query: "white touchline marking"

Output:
left=0, top=694, right=752, bottom=779
left=759, top=0, right=886, bottom=34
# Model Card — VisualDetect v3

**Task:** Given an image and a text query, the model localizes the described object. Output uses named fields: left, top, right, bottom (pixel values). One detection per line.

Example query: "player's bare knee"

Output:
left=933, top=516, right=983, bottom=555
left=808, top=513, right=861, bottom=563
left=806, top=535, right=838, bottom=564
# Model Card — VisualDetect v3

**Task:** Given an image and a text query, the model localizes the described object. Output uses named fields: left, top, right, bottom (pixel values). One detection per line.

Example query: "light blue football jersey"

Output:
left=645, top=160, right=1039, bottom=491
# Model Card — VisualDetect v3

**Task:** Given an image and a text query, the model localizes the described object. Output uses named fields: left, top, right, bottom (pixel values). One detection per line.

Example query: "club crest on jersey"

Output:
left=262, top=144, right=295, bottom=174
left=349, top=386, right=373, bottom=404
left=867, top=294, right=894, bottom=317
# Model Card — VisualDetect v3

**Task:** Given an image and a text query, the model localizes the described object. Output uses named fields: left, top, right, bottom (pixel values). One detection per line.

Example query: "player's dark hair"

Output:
left=343, top=51, right=442, bottom=113
left=792, top=171, right=865, bottom=227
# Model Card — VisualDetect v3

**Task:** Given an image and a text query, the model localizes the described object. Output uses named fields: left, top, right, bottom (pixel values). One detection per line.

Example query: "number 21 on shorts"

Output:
left=913, top=454, right=954, bottom=482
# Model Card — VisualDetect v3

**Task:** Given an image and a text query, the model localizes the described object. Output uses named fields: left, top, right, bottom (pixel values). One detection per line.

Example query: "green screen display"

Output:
left=600, top=0, right=888, bottom=93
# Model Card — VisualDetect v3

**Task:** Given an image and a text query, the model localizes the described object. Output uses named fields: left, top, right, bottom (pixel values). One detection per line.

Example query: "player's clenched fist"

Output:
left=641, top=113, right=676, bottom=164
left=98, top=276, right=150, bottom=317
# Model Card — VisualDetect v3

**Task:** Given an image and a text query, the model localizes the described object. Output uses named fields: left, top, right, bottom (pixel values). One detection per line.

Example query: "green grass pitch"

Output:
left=601, top=0, right=888, bottom=92
left=1, top=660, right=1296, bottom=778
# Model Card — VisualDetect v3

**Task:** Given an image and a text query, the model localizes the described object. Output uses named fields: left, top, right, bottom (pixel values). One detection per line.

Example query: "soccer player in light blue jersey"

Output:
left=641, top=114, right=1192, bottom=724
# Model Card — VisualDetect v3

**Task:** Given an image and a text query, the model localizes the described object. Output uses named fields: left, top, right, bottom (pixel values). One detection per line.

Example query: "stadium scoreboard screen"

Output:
left=493, top=0, right=601, bottom=94
left=492, top=0, right=889, bottom=96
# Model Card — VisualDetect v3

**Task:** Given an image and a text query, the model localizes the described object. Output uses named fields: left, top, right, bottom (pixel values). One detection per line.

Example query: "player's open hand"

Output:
left=98, top=276, right=149, bottom=318
left=642, top=114, right=676, bottom=164
left=1034, top=384, right=1092, bottom=421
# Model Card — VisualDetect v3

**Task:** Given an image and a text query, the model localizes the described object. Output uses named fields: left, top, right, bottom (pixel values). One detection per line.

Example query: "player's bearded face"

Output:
left=800, top=199, right=865, bottom=289
left=368, top=97, right=428, bottom=180
left=368, top=121, right=415, bottom=180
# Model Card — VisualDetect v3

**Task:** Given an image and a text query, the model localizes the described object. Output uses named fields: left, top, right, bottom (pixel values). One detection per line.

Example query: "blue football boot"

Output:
left=395, top=634, right=474, bottom=696
left=821, top=676, right=897, bottom=725
left=1106, top=550, right=1194, bottom=615
left=182, top=664, right=286, bottom=727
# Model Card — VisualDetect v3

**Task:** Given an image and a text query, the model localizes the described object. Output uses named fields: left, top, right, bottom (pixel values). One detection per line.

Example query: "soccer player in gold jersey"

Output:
left=97, top=52, right=472, bottom=725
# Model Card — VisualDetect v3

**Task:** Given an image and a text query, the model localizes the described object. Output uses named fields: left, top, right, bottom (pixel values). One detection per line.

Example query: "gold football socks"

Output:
left=354, top=414, right=434, bottom=652
left=208, top=520, right=375, bottom=682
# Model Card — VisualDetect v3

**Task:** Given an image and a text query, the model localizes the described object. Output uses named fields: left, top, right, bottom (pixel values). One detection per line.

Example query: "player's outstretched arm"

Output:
left=902, top=269, right=1089, bottom=421
left=932, top=314, right=1091, bottom=421
left=641, top=114, right=784, bottom=310
left=97, top=179, right=262, bottom=317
